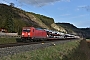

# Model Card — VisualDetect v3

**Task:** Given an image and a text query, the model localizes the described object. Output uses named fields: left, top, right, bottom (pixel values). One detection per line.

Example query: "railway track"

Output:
left=0, top=38, right=81, bottom=57
left=0, top=42, right=42, bottom=48
left=0, top=38, right=78, bottom=48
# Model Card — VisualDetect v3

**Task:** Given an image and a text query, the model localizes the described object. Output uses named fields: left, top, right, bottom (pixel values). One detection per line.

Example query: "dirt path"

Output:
left=79, top=40, right=90, bottom=60
left=63, top=39, right=90, bottom=60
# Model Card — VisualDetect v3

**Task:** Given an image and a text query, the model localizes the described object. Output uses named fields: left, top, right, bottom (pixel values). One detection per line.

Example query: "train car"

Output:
left=21, top=27, right=47, bottom=42
left=64, top=34, right=76, bottom=39
left=45, top=30, right=65, bottom=39
left=21, top=27, right=79, bottom=42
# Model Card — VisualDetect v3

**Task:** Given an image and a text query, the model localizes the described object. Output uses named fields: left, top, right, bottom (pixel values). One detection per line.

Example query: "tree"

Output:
left=5, top=17, right=14, bottom=32
left=10, top=3, right=15, bottom=7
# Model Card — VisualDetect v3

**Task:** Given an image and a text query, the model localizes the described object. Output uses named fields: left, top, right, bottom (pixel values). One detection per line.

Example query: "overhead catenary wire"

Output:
left=33, top=0, right=51, bottom=16
left=3, top=0, right=52, bottom=17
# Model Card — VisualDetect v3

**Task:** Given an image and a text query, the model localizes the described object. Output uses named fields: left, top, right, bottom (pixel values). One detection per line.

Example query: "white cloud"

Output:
left=61, top=0, right=71, bottom=2
left=78, top=5, right=90, bottom=11
left=18, top=0, right=71, bottom=7
left=0, top=0, right=71, bottom=7
left=0, top=0, right=10, bottom=4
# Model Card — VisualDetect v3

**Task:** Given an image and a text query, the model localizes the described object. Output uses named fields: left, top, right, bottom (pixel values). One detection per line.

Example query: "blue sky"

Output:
left=0, top=0, right=90, bottom=28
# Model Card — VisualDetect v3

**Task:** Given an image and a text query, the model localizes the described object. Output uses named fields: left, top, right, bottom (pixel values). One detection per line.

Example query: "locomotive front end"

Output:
left=21, top=27, right=31, bottom=41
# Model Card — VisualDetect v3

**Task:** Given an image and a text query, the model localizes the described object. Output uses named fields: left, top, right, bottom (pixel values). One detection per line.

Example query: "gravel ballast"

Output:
left=0, top=40, right=77, bottom=57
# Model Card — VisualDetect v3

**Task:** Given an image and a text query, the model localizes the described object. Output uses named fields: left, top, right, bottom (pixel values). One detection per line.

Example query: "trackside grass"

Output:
left=0, top=40, right=80, bottom=60
left=0, top=38, right=17, bottom=44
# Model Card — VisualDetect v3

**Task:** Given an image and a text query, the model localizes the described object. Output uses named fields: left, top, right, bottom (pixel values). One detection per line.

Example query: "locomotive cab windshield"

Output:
left=23, top=29, right=30, bottom=32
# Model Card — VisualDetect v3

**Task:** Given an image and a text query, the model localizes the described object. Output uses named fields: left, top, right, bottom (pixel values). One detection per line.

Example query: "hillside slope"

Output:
left=0, top=3, right=90, bottom=38
left=0, top=3, right=66, bottom=34
left=56, top=23, right=90, bottom=38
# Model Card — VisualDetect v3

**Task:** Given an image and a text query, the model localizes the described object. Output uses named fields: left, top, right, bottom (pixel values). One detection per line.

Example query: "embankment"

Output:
left=63, top=39, right=90, bottom=60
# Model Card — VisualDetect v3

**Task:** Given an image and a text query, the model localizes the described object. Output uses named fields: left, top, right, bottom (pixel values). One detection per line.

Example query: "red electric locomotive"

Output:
left=21, top=27, right=47, bottom=42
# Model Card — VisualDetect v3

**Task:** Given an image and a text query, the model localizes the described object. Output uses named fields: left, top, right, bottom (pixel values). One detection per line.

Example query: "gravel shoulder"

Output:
left=0, top=39, right=80, bottom=57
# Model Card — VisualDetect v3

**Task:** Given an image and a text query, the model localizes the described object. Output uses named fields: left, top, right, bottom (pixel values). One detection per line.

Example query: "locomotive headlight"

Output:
left=22, top=33, right=24, bottom=35
left=28, top=33, right=30, bottom=35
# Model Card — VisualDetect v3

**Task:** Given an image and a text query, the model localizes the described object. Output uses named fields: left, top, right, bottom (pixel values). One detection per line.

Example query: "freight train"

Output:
left=21, top=27, right=79, bottom=42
